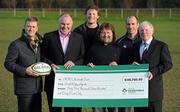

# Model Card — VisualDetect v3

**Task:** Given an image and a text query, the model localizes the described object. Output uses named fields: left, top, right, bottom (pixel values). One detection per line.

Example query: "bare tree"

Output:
left=0, top=0, right=180, bottom=8
left=147, top=0, right=156, bottom=8
left=122, top=0, right=133, bottom=8
left=26, top=0, right=33, bottom=8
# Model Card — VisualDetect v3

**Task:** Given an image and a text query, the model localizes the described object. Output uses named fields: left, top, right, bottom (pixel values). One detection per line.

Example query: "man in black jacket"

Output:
left=74, top=5, right=100, bottom=52
left=116, top=16, right=141, bottom=112
left=116, top=16, right=141, bottom=65
left=133, top=21, right=173, bottom=112
left=4, top=16, right=43, bottom=112
left=42, top=13, right=85, bottom=112
left=87, top=23, right=120, bottom=112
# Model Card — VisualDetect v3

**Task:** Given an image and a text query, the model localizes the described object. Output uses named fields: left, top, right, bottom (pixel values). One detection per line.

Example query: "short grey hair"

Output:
left=139, top=21, right=154, bottom=31
left=58, top=13, right=73, bottom=24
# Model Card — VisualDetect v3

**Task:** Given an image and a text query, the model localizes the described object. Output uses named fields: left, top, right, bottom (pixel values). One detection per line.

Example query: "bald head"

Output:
left=58, top=13, right=73, bottom=36
left=58, top=13, right=73, bottom=24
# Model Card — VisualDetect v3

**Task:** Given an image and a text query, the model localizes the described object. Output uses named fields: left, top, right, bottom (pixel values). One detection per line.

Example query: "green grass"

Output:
left=0, top=10, right=180, bottom=112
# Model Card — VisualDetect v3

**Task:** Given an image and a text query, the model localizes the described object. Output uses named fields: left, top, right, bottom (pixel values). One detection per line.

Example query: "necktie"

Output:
left=142, top=43, right=148, bottom=60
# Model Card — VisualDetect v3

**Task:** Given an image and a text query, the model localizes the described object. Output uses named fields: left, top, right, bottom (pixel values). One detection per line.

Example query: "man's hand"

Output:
left=64, top=61, right=75, bottom=69
left=25, top=65, right=39, bottom=77
left=132, top=61, right=140, bottom=65
left=148, top=72, right=153, bottom=80
left=109, top=61, right=118, bottom=66
left=51, top=64, right=59, bottom=72
left=87, top=62, right=95, bottom=68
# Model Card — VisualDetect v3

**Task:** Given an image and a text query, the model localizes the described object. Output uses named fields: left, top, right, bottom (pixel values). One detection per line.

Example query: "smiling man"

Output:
left=115, top=16, right=141, bottom=112
left=133, top=21, right=173, bottom=112
left=116, top=16, right=141, bottom=65
left=42, top=13, right=85, bottom=112
left=86, top=22, right=120, bottom=112
left=4, top=16, right=43, bottom=112
left=74, top=5, right=100, bottom=52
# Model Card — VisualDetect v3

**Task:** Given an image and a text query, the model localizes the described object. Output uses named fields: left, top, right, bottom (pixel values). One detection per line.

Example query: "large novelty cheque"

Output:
left=53, top=64, right=149, bottom=107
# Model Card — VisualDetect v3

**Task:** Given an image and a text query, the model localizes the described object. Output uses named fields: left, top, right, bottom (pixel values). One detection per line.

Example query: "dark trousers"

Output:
left=46, top=91, right=81, bottom=112
left=46, top=91, right=62, bottom=112
left=134, top=101, right=162, bottom=112
left=118, top=107, right=131, bottom=112
left=64, top=107, right=81, bottom=112
left=17, top=93, right=42, bottom=112
left=93, top=107, right=117, bottom=112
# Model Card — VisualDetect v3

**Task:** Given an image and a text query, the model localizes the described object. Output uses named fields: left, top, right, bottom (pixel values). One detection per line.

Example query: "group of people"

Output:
left=4, top=5, right=172, bottom=112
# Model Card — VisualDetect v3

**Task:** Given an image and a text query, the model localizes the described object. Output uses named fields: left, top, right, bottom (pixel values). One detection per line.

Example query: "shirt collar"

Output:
left=127, top=33, right=139, bottom=40
left=58, top=30, right=71, bottom=38
left=143, top=37, right=153, bottom=45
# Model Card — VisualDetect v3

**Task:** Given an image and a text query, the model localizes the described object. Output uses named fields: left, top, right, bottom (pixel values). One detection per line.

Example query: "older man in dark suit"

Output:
left=133, top=21, right=173, bottom=112
left=4, top=16, right=43, bottom=112
left=42, top=13, right=85, bottom=112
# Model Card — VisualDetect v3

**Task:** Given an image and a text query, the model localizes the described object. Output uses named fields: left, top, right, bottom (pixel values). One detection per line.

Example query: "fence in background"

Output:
left=0, top=8, right=180, bottom=19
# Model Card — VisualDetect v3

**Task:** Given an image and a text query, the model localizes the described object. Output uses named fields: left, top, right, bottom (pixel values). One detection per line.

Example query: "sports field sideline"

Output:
left=0, top=10, right=179, bottom=112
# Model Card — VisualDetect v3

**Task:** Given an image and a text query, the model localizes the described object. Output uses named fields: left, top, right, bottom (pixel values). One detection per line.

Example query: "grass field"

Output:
left=0, top=10, right=180, bottom=112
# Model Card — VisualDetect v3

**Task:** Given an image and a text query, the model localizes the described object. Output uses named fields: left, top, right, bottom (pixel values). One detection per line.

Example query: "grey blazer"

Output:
left=4, top=34, right=42, bottom=95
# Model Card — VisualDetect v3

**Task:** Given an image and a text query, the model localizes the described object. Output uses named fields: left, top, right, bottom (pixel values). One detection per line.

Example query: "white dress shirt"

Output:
left=140, top=37, right=153, bottom=59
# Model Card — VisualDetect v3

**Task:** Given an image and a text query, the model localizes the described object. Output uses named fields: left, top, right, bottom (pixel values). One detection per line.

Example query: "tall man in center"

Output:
left=42, top=13, right=85, bottom=112
left=74, top=5, right=100, bottom=53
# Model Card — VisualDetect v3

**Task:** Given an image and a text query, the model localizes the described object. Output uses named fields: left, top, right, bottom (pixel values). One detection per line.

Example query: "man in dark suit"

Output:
left=42, top=13, right=85, bottom=112
left=4, top=16, right=43, bottom=112
left=133, top=21, right=173, bottom=112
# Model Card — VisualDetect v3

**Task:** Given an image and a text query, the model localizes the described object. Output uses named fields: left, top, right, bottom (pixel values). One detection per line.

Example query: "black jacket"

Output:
left=116, top=33, right=141, bottom=64
left=86, top=42, right=120, bottom=65
left=41, top=30, right=85, bottom=92
left=133, top=38, right=173, bottom=101
left=74, top=22, right=100, bottom=51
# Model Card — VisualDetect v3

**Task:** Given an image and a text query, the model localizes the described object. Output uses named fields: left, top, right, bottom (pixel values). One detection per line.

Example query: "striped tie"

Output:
left=142, top=43, right=148, bottom=60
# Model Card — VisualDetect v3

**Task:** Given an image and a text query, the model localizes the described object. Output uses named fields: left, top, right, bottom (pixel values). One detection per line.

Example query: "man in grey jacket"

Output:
left=4, top=16, right=43, bottom=112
